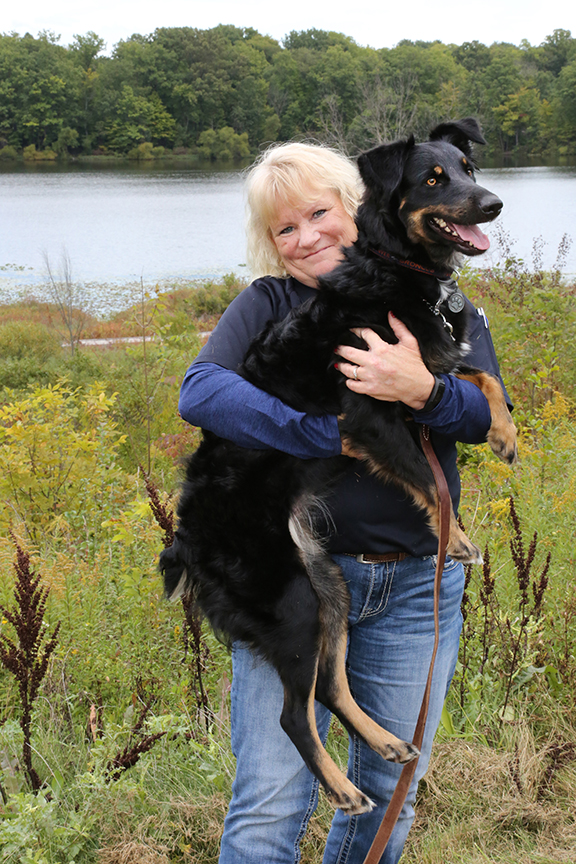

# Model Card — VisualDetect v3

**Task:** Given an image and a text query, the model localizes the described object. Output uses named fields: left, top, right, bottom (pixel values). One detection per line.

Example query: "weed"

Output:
left=105, top=696, right=167, bottom=783
left=0, top=539, right=60, bottom=790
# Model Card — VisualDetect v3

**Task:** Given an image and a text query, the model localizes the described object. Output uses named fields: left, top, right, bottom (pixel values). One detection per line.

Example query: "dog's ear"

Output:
left=357, top=137, right=415, bottom=205
left=428, top=117, right=486, bottom=156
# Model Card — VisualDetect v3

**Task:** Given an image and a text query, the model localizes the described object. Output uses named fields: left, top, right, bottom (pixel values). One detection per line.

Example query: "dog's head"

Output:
left=356, top=118, right=502, bottom=267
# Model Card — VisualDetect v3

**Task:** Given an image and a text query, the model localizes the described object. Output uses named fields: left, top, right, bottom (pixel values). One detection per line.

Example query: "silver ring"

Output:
left=353, top=366, right=358, bottom=380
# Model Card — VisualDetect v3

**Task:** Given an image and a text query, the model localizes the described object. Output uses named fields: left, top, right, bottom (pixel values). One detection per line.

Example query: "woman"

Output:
left=179, top=142, right=506, bottom=864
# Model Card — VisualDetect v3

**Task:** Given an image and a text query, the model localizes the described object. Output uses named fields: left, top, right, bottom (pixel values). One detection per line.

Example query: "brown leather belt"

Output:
left=345, top=552, right=408, bottom=564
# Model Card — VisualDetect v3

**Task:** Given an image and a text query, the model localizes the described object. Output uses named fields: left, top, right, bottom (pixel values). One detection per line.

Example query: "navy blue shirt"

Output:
left=179, top=276, right=510, bottom=556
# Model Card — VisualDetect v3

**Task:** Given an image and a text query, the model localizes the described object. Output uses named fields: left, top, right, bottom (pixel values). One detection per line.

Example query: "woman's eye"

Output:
left=312, top=209, right=327, bottom=219
left=278, top=226, right=294, bottom=236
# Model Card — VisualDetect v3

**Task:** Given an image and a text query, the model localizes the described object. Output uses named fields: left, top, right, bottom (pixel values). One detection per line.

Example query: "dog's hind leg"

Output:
left=315, top=626, right=420, bottom=766
left=273, top=572, right=376, bottom=814
left=354, top=446, right=483, bottom=565
left=456, top=370, right=518, bottom=464
left=294, top=542, right=419, bottom=768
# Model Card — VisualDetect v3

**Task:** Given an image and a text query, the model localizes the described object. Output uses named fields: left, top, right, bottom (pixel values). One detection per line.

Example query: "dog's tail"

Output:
left=159, top=535, right=191, bottom=600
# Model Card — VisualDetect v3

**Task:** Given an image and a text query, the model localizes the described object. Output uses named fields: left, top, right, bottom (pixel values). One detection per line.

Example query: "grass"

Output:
left=0, top=261, right=575, bottom=862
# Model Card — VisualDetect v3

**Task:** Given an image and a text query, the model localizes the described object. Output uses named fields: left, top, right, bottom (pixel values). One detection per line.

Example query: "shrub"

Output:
left=0, top=322, right=63, bottom=390
left=0, top=145, right=18, bottom=160
left=0, top=383, right=130, bottom=545
left=22, top=145, right=57, bottom=161
left=197, top=127, right=250, bottom=161
left=128, top=141, right=155, bottom=160
left=0, top=321, right=61, bottom=363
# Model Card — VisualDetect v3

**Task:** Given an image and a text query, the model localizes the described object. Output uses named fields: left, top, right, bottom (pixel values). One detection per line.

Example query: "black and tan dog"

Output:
left=160, top=118, right=517, bottom=814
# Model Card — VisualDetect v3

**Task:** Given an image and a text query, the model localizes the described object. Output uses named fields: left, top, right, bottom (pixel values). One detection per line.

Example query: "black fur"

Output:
left=160, top=118, right=516, bottom=813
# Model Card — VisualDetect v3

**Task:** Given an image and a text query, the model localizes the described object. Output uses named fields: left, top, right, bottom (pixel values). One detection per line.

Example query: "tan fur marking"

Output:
left=301, top=671, right=374, bottom=813
left=321, top=631, right=419, bottom=761
left=456, top=372, right=518, bottom=464
left=355, top=451, right=482, bottom=564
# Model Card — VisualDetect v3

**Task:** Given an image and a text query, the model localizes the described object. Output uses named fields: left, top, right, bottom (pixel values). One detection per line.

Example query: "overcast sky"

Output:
left=2, top=0, right=574, bottom=53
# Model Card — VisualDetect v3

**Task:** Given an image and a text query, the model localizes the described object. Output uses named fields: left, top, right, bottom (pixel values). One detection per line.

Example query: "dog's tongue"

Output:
left=449, top=222, right=490, bottom=251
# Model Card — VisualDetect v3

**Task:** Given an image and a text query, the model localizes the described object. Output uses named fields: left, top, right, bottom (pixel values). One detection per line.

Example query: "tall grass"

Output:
left=0, top=266, right=575, bottom=862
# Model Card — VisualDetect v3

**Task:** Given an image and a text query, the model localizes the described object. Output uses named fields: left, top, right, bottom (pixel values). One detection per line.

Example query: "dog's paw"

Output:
left=380, top=741, right=420, bottom=764
left=487, top=425, right=518, bottom=465
left=447, top=532, right=483, bottom=565
left=326, top=787, right=375, bottom=815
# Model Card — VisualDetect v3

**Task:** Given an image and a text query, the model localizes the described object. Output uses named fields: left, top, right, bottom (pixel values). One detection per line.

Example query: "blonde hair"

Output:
left=245, top=142, right=363, bottom=278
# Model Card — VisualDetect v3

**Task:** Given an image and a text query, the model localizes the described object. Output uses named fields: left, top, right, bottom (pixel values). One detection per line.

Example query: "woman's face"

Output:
left=270, top=191, right=357, bottom=288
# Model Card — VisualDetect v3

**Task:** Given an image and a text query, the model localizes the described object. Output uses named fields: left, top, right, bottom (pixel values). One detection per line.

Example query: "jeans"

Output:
left=218, top=553, right=465, bottom=864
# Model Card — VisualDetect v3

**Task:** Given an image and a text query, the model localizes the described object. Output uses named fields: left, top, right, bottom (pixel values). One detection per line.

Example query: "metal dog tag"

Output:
left=447, top=289, right=465, bottom=313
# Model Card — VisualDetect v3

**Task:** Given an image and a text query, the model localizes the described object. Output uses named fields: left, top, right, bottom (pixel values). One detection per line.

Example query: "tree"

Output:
left=197, top=126, right=250, bottom=160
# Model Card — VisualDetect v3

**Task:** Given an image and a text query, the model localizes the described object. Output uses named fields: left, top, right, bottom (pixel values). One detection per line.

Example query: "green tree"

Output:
left=105, top=86, right=176, bottom=151
left=197, top=126, right=250, bottom=160
left=493, top=86, right=549, bottom=148
left=0, top=32, right=82, bottom=149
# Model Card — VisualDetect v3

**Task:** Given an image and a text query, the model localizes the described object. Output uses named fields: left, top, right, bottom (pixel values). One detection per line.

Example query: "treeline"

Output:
left=0, top=25, right=575, bottom=160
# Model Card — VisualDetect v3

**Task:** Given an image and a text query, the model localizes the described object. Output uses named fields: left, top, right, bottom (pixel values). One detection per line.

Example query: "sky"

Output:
left=2, top=0, right=574, bottom=53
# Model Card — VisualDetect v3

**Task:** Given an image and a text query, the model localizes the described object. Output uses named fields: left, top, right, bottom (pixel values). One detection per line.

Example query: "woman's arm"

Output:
left=335, top=306, right=509, bottom=445
left=179, top=278, right=341, bottom=458
left=412, top=374, right=491, bottom=443
left=179, top=362, right=342, bottom=458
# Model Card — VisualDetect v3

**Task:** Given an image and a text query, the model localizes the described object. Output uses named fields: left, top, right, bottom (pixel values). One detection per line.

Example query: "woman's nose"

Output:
left=298, top=223, right=320, bottom=248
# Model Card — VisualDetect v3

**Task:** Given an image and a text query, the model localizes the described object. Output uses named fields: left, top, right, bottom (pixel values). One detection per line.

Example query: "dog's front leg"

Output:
left=456, top=370, right=518, bottom=464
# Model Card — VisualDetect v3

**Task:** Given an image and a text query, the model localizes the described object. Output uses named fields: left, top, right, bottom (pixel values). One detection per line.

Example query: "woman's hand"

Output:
left=335, top=312, right=435, bottom=411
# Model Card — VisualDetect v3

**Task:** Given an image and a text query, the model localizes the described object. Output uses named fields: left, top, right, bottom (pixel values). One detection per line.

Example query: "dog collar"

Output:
left=370, top=247, right=453, bottom=280
left=370, top=247, right=465, bottom=326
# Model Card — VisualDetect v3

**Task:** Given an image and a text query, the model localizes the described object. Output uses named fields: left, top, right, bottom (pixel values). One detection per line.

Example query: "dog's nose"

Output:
left=479, top=194, right=503, bottom=218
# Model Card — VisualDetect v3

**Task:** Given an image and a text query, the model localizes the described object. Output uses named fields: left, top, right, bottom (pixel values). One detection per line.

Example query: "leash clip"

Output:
left=428, top=300, right=455, bottom=341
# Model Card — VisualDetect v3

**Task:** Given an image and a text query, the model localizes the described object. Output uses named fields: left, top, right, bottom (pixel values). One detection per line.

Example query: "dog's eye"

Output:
left=426, top=178, right=437, bottom=187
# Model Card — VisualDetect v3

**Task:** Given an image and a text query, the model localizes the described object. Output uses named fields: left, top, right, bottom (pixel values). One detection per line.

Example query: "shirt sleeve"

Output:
left=412, top=373, right=491, bottom=443
left=412, top=304, right=511, bottom=443
left=179, top=361, right=342, bottom=458
left=179, top=279, right=341, bottom=458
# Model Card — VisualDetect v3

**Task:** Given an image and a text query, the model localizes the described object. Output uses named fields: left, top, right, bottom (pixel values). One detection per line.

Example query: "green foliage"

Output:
left=0, top=323, right=60, bottom=364
left=22, top=145, right=57, bottom=161
left=0, top=383, right=129, bottom=545
left=0, top=145, right=17, bottom=160
left=181, top=273, right=244, bottom=318
left=463, top=230, right=576, bottom=414
left=197, top=126, right=250, bottom=161
left=0, top=267, right=575, bottom=860
left=0, top=323, right=62, bottom=390
left=1, top=27, right=576, bottom=156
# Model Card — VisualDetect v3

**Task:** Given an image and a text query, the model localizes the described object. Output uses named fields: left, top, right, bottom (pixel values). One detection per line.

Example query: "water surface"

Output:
left=1, top=161, right=575, bottom=313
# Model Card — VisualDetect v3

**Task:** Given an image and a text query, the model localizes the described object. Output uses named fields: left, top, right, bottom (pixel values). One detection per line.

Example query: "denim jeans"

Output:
left=218, top=553, right=465, bottom=864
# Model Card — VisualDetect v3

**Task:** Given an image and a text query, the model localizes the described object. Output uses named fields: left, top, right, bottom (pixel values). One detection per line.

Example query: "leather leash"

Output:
left=362, top=424, right=451, bottom=864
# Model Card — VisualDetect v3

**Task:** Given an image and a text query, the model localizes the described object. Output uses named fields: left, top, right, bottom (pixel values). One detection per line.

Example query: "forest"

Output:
left=0, top=25, right=575, bottom=161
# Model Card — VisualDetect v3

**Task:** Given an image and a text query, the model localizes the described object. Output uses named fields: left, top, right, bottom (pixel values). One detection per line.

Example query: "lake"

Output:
left=1, top=161, right=575, bottom=314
